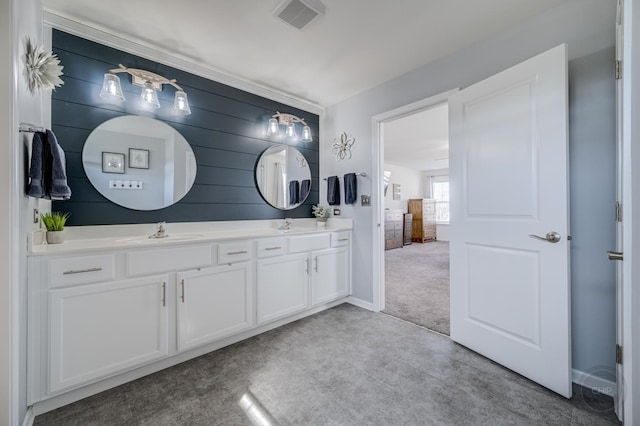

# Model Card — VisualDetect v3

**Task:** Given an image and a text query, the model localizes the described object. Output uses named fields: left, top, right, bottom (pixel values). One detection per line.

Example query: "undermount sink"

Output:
left=116, top=233, right=205, bottom=244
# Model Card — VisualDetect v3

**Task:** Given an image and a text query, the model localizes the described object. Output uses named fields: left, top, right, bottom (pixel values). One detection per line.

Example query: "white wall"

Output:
left=322, top=0, right=615, bottom=369
left=383, top=163, right=423, bottom=211
left=0, top=1, right=14, bottom=423
left=9, top=0, right=45, bottom=423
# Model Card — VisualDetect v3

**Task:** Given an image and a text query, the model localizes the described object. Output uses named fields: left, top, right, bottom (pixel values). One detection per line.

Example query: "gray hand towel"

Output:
left=327, top=176, right=340, bottom=206
left=344, top=173, right=357, bottom=204
left=45, top=129, right=72, bottom=200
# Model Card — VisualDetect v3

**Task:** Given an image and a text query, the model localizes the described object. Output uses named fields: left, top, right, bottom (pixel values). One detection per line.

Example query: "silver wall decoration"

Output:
left=332, top=131, right=355, bottom=161
left=23, top=37, right=64, bottom=94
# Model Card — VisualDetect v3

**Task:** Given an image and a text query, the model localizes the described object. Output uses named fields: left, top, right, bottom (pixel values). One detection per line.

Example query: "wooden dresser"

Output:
left=408, top=199, right=437, bottom=243
left=384, top=209, right=404, bottom=250
left=403, top=213, right=413, bottom=245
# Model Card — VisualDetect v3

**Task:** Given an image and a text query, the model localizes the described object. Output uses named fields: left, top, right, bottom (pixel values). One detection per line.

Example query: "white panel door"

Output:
left=177, top=262, right=254, bottom=352
left=49, top=276, right=169, bottom=393
left=449, top=44, right=571, bottom=397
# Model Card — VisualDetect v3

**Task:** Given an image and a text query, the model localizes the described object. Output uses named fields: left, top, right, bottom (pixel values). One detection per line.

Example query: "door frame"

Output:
left=621, top=0, right=639, bottom=422
left=371, top=88, right=458, bottom=312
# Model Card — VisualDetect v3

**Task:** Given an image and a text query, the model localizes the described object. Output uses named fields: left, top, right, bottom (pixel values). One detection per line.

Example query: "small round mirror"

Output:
left=82, top=115, right=197, bottom=210
left=256, top=145, right=311, bottom=210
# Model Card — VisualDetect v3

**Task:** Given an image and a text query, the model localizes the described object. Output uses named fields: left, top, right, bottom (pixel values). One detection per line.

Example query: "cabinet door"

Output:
left=49, top=276, right=169, bottom=393
left=311, top=247, right=350, bottom=306
left=257, top=253, right=309, bottom=324
left=177, top=263, right=253, bottom=352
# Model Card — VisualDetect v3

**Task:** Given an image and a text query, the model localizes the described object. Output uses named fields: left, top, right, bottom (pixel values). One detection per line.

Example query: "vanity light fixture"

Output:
left=267, top=112, right=312, bottom=142
left=99, top=64, right=192, bottom=115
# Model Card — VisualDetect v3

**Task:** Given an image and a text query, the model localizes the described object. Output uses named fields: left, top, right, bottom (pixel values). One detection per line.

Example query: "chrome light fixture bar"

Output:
left=267, top=111, right=312, bottom=142
left=100, top=64, right=192, bottom=115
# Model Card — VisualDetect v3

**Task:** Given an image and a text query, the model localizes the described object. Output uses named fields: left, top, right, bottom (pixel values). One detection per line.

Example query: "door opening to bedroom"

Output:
left=381, top=102, right=451, bottom=335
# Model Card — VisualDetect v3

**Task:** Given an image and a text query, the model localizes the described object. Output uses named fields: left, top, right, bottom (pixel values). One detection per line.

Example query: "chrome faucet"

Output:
left=150, top=222, right=168, bottom=238
left=277, top=218, right=292, bottom=230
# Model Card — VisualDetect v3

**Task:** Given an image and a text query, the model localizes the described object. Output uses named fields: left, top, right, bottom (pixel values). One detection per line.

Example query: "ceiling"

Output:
left=384, top=104, right=449, bottom=172
left=42, top=0, right=568, bottom=107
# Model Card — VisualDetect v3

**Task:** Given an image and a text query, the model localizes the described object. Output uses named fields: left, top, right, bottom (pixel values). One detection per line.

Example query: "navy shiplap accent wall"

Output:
left=51, top=29, right=319, bottom=226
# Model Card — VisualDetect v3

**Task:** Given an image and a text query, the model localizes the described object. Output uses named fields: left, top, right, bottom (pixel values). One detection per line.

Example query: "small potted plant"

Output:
left=41, top=211, right=70, bottom=244
left=312, top=205, right=330, bottom=227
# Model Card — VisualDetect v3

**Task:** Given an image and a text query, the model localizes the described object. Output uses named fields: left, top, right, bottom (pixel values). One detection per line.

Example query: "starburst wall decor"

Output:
left=23, top=37, right=64, bottom=94
left=332, top=131, right=355, bottom=161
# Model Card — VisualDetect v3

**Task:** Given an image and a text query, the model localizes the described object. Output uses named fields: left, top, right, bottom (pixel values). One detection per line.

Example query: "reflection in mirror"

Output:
left=256, top=145, right=311, bottom=210
left=82, top=115, right=197, bottom=211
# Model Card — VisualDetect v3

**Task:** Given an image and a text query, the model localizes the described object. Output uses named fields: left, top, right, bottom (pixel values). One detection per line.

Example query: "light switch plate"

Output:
left=361, top=195, right=371, bottom=206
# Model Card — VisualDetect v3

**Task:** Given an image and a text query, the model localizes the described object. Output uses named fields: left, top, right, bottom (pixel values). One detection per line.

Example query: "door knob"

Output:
left=529, top=231, right=561, bottom=243
left=607, top=251, right=623, bottom=261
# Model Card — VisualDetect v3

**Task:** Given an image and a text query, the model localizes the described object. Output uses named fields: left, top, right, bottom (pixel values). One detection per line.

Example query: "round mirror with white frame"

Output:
left=255, top=144, right=312, bottom=210
left=82, top=115, right=197, bottom=211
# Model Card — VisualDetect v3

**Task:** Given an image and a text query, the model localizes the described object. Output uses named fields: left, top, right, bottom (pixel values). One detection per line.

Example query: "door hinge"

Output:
left=616, top=344, right=623, bottom=364
left=616, top=60, right=622, bottom=80
left=616, top=202, right=623, bottom=222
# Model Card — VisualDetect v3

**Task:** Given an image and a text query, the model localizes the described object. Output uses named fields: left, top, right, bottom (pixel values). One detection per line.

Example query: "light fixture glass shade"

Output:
left=99, top=73, right=125, bottom=101
left=302, top=125, right=312, bottom=142
left=173, top=91, right=192, bottom=115
left=286, top=122, right=297, bottom=138
left=267, top=118, right=279, bottom=136
left=141, top=81, right=160, bottom=108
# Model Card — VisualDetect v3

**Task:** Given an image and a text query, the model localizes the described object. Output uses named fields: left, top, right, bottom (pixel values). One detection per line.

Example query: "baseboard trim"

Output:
left=22, top=407, right=35, bottom=426
left=572, top=368, right=617, bottom=397
left=346, top=296, right=374, bottom=311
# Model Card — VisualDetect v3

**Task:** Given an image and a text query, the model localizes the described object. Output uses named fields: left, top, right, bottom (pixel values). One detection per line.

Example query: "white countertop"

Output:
left=28, top=218, right=353, bottom=255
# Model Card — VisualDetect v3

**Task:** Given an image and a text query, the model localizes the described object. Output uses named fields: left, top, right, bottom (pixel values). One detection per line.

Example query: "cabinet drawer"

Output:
left=385, top=213, right=403, bottom=221
left=218, top=241, right=252, bottom=264
left=257, top=238, right=287, bottom=258
left=288, top=234, right=330, bottom=253
left=127, top=245, right=212, bottom=276
left=48, top=255, right=116, bottom=288
left=331, top=232, right=350, bottom=247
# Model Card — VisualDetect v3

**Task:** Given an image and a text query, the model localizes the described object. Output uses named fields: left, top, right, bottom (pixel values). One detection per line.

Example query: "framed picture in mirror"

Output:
left=102, top=152, right=125, bottom=174
left=129, top=148, right=149, bottom=169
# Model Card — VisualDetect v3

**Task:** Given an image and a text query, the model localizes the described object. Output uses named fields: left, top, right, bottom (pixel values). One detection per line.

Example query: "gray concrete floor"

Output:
left=34, top=304, right=620, bottom=425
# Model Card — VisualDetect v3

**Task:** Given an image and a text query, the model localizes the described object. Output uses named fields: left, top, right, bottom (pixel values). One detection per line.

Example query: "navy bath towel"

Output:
left=327, top=176, right=340, bottom=205
left=27, top=130, right=72, bottom=200
left=27, top=131, right=48, bottom=198
left=300, top=179, right=311, bottom=203
left=289, top=180, right=300, bottom=205
left=344, top=173, right=357, bottom=204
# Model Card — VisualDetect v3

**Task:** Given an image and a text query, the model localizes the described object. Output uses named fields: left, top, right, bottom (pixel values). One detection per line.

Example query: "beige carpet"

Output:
left=383, top=241, right=450, bottom=335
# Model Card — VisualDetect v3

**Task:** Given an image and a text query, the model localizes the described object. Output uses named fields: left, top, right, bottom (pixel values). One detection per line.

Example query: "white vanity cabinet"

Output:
left=177, top=262, right=254, bottom=351
left=256, top=231, right=352, bottom=324
left=49, top=275, right=169, bottom=393
left=27, top=225, right=352, bottom=411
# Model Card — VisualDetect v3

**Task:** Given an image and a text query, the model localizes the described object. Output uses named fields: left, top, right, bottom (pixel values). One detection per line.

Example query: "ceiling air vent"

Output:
left=273, top=0, right=325, bottom=30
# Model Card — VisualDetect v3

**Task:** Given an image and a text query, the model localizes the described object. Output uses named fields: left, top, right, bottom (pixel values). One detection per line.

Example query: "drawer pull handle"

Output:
left=264, top=246, right=282, bottom=251
left=227, top=250, right=248, bottom=255
left=62, top=267, right=102, bottom=275
left=162, top=282, right=166, bottom=307
left=338, top=239, right=349, bottom=242
left=181, top=279, right=185, bottom=303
